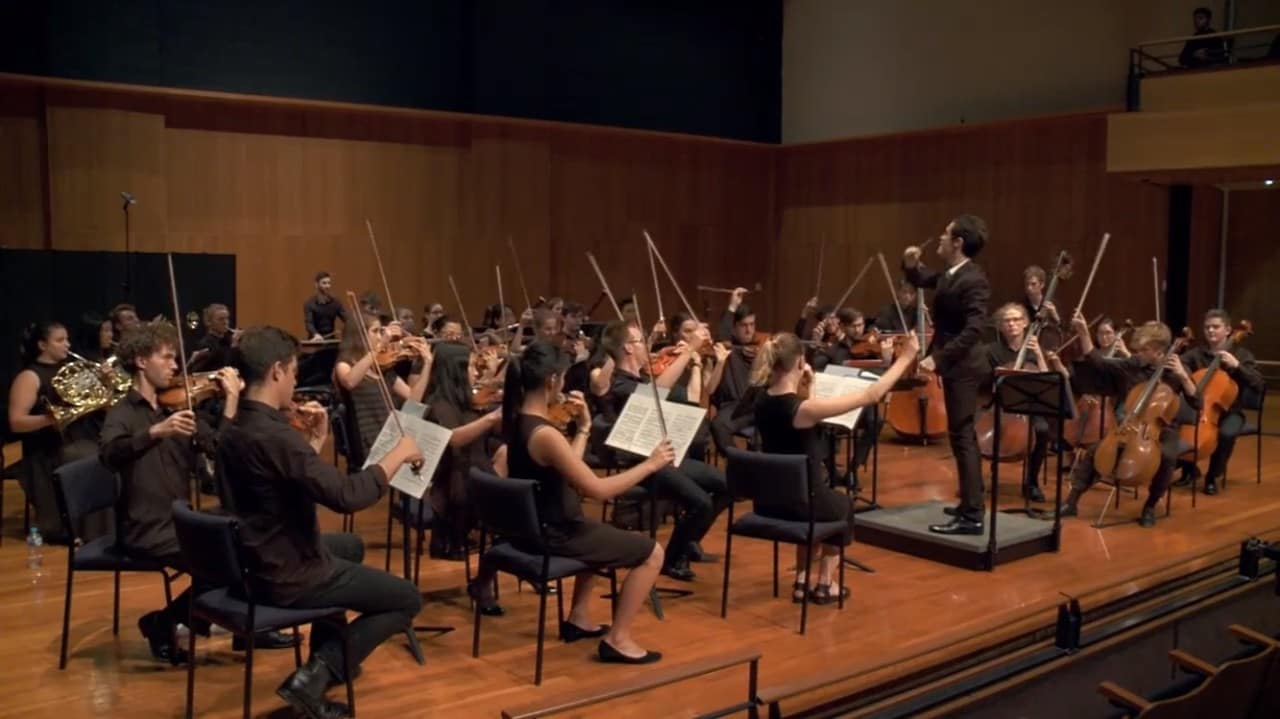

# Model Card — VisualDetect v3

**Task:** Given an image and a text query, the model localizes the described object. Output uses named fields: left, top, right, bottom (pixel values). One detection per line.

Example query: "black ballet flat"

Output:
left=597, top=639, right=662, bottom=665
left=560, top=621, right=609, bottom=643
left=466, top=581, right=505, bottom=617
left=810, top=583, right=850, bottom=606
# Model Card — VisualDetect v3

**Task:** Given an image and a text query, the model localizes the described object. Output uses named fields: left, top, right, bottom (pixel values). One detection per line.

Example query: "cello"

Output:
left=1092, top=328, right=1194, bottom=489
left=885, top=290, right=948, bottom=442
left=1178, top=320, right=1253, bottom=464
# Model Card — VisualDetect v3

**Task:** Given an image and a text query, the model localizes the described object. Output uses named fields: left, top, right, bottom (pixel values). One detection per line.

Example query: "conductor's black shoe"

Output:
left=233, top=630, right=297, bottom=651
left=660, top=557, right=696, bottom=582
left=928, top=518, right=984, bottom=536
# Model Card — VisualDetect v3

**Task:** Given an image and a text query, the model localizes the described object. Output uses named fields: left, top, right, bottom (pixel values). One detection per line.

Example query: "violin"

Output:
left=1093, top=328, right=1194, bottom=489
left=1178, top=320, right=1252, bottom=464
left=546, top=394, right=586, bottom=433
left=158, top=371, right=230, bottom=410
left=846, top=328, right=882, bottom=359
left=287, top=401, right=327, bottom=436
left=471, top=383, right=503, bottom=411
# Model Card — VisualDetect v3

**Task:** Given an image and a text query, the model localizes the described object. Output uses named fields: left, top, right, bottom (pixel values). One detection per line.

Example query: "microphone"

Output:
left=120, top=192, right=137, bottom=207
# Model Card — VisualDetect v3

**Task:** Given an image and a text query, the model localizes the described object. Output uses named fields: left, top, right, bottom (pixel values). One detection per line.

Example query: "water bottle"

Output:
left=26, top=527, right=44, bottom=580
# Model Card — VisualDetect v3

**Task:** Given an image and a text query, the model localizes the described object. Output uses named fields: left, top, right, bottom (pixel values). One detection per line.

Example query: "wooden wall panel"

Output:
left=1186, top=186, right=1224, bottom=325
left=0, top=116, right=44, bottom=249
left=1223, top=189, right=1280, bottom=362
left=1107, top=102, right=1280, bottom=173
left=775, top=114, right=1170, bottom=329
left=1141, top=64, right=1280, bottom=113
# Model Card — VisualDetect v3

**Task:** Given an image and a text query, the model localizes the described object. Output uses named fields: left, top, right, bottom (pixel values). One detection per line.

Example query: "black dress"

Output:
left=426, top=400, right=498, bottom=557
left=508, top=414, right=654, bottom=568
left=753, top=391, right=853, bottom=543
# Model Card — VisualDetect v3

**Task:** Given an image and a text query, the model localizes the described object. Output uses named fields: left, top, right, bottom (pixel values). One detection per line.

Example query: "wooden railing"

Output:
left=501, top=647, right=761, bottom=719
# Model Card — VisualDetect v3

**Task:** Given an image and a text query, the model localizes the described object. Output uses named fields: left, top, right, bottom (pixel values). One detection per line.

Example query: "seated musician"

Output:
left=469, top=340, right=673, bottom=663
left=217, top=326, right=424, bottom=719
left=707, top=289, right=759, bottom=455
left=98, top=322, right=292, bottom=661
left=303, top=271, right=345, bottom=342
left=111, top=303, right=141, bottom=344
left=421, top=302, right=445, bottom=337
left=752, top=332, right=917, bottom=603
left=189, top=303, right=238, bottom=372
left=7, top=321, right=104, bottom=543
left=334, top=312, right=432, bottom=460
left=560, top=305, right=593, bottom=395
left=1095, top=317, right=1130, bottom=359
left=1059, top=314, right=1201, bottom=527
left=872, top=280, right=919, bottom=334
left=93, top=317, right=116, bottom=361
left=1021, top=265, right=1062, bottom=350
left=394, top=307, right=417, bottom=336
left=1176, top=309, right=1264, bottom=495
left=591, top=320, right=731, bottom=580
left=984, top=303, right=1053, bottom=503
left=837, top=308, right=893, bottom=474
left=436, top=317, right=465, bottom=343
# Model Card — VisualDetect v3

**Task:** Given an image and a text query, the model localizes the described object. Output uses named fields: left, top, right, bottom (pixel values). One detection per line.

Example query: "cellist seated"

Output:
left=1059, top=314, right=1201, bottom=528
left=1174, top=309, right=1264, bottom=495
left=982, top=303, right=1053, bottom=503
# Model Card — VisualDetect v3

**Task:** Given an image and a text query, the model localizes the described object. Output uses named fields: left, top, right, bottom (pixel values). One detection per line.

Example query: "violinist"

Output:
left=421, top=302, right=445, bottom=337
left=872, top=280, right=919, bottom=333
left=1059, top=314, right=1201, bottom=527
left=217, top=327, right=425, bottom=719
left=661, top=312, right=713, bottom=405
left=591, top=320, right=731, bottom=581
left=303, top=271, right=346, bottom=342
left=902, top=214, right=992, bottom=536
left=983, top=303, right=1052, bottom=503
left=1095, top=318, right=1131, bottom=359
left=424, top=342, right=506, bottom=560
left=707, top=293, right=760, bottom=456
left=1021, top=265, right=1063, bottom=351
left=1175, top=309, right=1264, bottom=495
left=436, top=317, right=465, bottom=343
left=334, top=312, right=432, bottom=461
left=395, top=307, right=417, bottom=336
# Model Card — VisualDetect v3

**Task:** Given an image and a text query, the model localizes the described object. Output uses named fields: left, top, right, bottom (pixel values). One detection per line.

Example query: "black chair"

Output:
left=1, top=435, right=32, bottom=545
left=52, top=456, right=180, bottom=669
left=468, top=468, right=617, bottom=686
left=1235, top=384, right=1266, bottom=487
left=719, top=447, right=848, bottom=635
left=171, top=501, right=355, bottom=719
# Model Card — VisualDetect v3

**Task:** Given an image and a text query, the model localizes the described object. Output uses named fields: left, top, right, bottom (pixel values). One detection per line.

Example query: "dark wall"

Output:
left=0, top=0, right=781, bottom=143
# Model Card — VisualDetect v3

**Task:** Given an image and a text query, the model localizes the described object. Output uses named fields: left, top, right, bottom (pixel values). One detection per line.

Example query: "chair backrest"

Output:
left=53, top=456, right=117, bottom=533
left=171, top=500, right=246, bottom=590
left=724, top=447, right=810, bottom=510
left=469, top=468, right=543, bottom=544
left=1139, top=645, right=1276, bottom=719
left=1239, top=383, right=1266, bottom=414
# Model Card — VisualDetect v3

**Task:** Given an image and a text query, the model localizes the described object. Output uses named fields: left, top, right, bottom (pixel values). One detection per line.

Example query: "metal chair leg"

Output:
left=772, top=542, right=779, bottom=598
left=535, top=582, right=549, bottom=685
left=59, top=563, right=74, bottom=669
left=112, top=570, right=121, bottom=635
left=720, top=530, right=733, bottom=619
left=242, top=632, right=255, bottom=719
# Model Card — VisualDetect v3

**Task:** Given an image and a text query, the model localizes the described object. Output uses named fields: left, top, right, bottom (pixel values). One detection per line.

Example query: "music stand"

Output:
left=986, top=370, right=1071, bottom=561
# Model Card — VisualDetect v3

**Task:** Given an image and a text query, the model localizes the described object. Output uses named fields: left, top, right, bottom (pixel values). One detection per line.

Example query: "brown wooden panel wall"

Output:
left=1223, top=189, right=1280, bottom=362
left=773, top=114, right=1170, bottom=329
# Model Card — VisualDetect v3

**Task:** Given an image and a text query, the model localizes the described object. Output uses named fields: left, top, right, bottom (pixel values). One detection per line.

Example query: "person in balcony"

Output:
left=1179, top=7, right=1230, bottom=68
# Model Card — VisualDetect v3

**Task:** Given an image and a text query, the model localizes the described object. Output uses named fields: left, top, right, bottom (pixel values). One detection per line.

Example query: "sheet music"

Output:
left=362, top=411, right=452, bottom=499
left=605, top=392, right=706, bottom=468
left=813, top=370, right=877, bottom=430
left=400, top=399, right=428, bottom=419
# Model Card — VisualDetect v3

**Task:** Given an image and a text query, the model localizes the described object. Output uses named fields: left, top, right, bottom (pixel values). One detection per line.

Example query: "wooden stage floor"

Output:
left=3, top=429, right=1280, bottom=718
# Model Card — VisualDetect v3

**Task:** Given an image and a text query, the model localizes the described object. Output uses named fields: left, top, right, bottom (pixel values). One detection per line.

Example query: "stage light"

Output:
left=1265, top=179, right=1275, bottom=186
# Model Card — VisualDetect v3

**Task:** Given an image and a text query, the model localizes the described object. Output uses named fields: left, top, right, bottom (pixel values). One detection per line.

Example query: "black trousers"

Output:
left=852, top=403, right=884, bottom=469
left=942, top=372, right=985, bottom=522
left=1205, top=411, right=1246, bottom=482
left=709, top=401, right=756, bottom=455
left=1024, top=416, right=1052, bottom=487
left=1071, top=429, right=1178, bottom=507
left=288, top=533, right=422, bottom=681
left=650, top=459, right=730, bottom=563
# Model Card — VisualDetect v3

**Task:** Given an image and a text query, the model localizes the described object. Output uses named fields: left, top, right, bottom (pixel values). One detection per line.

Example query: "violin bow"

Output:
left=366, top=219, right=397, bottom=316
left=833, top=256, right=875, bottom=311
left=496, top=264, right=510, bottom=343
left=1151, top=256, right=1161, bottom=324
left=446, top=275, right=481, bottom=353
left=506, top=236, right=534, bottom=315
left=646, top=241, right=665, bottom=323
left=585, top=253, right=624, bottom=320
left=877, top=252, right=911, bottom=336
left=642, top=230, right=700, bottom=324
left=628, top=290, right=669, bottom=438
left=815, top=235, right=826, bottom=300
left=1072, top=232, right=1110, bottom=320
left=1055, top=314, right=1103, bottom=354
left=165, top=254, right=196, bottom=417
left=345, top=291, right=420, bottom=473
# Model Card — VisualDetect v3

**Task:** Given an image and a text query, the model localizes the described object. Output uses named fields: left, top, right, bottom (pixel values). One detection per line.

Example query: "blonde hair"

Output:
left=749, top=332, right=802, bottom=386
left=1023, top=265, right=1046, bottom=283
left=994, top=302, right=1028, bottom=323
left=1130, top=321, right=1172, bottom=351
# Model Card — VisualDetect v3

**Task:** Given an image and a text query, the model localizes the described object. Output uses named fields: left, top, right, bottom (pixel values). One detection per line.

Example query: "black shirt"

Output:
left=216, top=399, right=387, bottom=605
left=303, top=294, right=346, bottom=338
left=711, top=345, right=753, bottom=409
left=190, top=331, right=234, bottom=372
left=872, top=302, right=917, bottom=333
left=755, top=392, right=826, bottom=490
left=509, top=414, right=582, bottom=525
left=1078, top=350, right=1201, bottom=426
left=99, top=389, right=222, bottom=557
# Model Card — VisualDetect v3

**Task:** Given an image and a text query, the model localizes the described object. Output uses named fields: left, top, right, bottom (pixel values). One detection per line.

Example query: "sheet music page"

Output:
left=605, top=392, right=706, bottom=468
left=813, top=370, right=876, bottom=430
left=362, top=411, right=452, bottom=499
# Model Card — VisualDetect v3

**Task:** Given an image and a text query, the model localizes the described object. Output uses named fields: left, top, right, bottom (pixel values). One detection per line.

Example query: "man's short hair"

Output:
left=117, top=321, right=179, bottom=373
left=1204, top=308, right=1231, bottom=325
left=314, top=271, right=331, bottom=283
left=949, top=214, right=988, bottom=258
left=236, top=326, right=300, bottom=383
left=1193, top=7, right=1211, bottom=20
left=733, top=304, right=755, bottom=324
